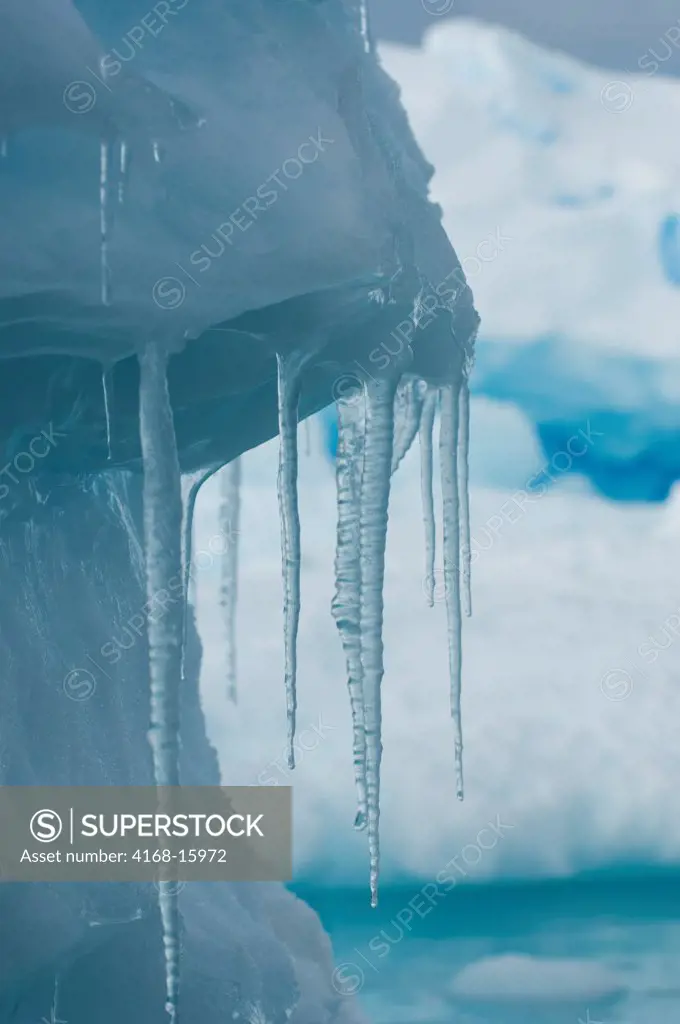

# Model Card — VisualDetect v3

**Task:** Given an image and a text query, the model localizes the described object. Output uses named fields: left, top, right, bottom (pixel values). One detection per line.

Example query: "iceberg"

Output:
left=0, top=1, right=479, bottom=1020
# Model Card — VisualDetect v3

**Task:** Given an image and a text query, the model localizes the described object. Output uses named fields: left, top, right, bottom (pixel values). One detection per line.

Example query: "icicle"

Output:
left=44, top=973, right=62, bottom=1024
left=276, top=351, right=306, bottom=770
left=118, top=139, right=129, bottom=205
left=219, top=459, right=241, bottom=704
left=360, top=373, right=398, bottom=907
left=138, top=341, right=183, bottom=1023
left=458, top=378, right=472, bottom=618
left=181, top=471, right=207, bottom=605
left=359, top=0, right=372, bottom=53
left=153, top=140, right=163, bottom=164
left=420, top=387, right=437, bottom=607
left=331, top=394, right=367, bottom=831
left=180, top=466, right=219, bottom=681
left=99, top=140, right=110, bottom=306
left=391, top=377, right=425, bottom=475
left=102, top=366, right=113, bottom=461
left=439, top=382, right=464, bottom=801
left=303, top=417, right=311, bottom=457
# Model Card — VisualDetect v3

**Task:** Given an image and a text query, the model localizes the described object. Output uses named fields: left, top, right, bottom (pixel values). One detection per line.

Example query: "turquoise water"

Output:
left=294, top=875, right=680, bottom=1023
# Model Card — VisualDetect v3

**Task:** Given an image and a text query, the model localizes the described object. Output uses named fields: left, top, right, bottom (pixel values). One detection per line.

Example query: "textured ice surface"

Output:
left=194, top=417, right=680, bottom=885
left=380, top=21, right=680, bottom=497
left=0, top=2, right=385, bottom=358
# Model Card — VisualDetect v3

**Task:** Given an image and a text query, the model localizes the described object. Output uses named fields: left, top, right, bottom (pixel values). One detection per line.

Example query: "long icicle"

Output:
left=219, top=459, right=241, bottom=704
left=180, top=467, right=219, bottom=681
left=458, top=378, right=472, bottom=617
left=138, top=341, right=183, bottom=1024
left=359, top=0, right=373, bottom=53
left=118, top=139, right=129, bottom=206
left=360, top=373, right=398, bottom=907
left=420, top=387, right=437, bottom=607
left=102, top=365, right=113, bottom=461
left=391, top=377, right=425, bottom=475
left=331, top=394, right=368, bottom=831
left=99, top=140, right=110, bottom=306
left=439, top=382, right=464, bottom=801
left=276, top=351, right=305, bottom=770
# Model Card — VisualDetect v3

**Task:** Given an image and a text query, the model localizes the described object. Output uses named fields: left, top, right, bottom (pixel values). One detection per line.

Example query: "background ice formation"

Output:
left=384, top=20, right=680, bottom=502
